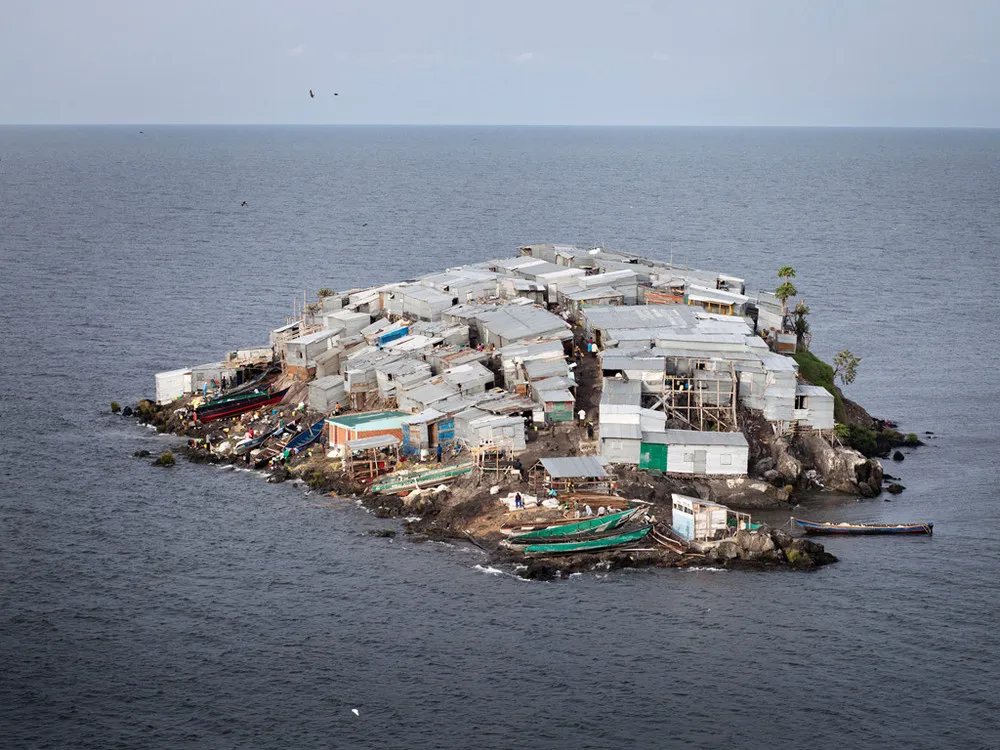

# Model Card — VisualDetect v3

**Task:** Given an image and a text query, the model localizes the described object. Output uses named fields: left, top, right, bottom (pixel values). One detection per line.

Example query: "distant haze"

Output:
left=2, top=0, right=999, bottom=126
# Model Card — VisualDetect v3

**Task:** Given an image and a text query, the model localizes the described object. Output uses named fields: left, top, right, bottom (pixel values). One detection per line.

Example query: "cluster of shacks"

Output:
left=157, top=243, right=835, bottom=478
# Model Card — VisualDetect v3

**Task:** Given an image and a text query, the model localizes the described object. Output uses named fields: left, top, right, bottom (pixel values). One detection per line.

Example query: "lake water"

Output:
left=1, top=126, right=998, bottom=749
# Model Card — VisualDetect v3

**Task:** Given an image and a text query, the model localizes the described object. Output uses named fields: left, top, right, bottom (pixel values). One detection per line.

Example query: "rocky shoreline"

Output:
left=122, top=391, right=925, bottom=578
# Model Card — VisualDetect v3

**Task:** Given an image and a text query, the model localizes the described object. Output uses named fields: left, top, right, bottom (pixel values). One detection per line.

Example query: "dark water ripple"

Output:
left=1, top=126, right=999, bottom=749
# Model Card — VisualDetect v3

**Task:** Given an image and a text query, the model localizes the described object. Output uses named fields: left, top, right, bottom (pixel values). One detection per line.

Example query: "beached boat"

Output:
left=369, top=462, right=475, bottom=494
left=194, top=388, right=289, bottom=422
left=521, top=525, right=653, bottom=556
left=283, top=419, right=325, bottom=453
left=506, top=507, right=646, bottom=546
left=792, top=517, right=933, bottom=536
left=233, top=422, right=285, bottom=455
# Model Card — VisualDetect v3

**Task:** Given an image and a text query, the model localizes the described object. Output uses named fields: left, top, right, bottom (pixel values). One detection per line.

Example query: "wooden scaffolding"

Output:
left=646, top=355, right=739, bottom=432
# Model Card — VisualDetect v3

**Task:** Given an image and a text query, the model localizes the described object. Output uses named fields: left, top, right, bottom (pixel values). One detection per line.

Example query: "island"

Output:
left=134, top=243, right=918, bottom=578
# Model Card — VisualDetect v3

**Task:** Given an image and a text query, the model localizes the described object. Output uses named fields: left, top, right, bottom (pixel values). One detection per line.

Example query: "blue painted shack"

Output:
left=400, top=408, right=456, bottom=457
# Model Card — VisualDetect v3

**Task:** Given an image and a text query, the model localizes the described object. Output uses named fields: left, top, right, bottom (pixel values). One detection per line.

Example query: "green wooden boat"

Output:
left=369, top=462, right=474, bottom=494
left=506, top=507, right=645, bottom=546
left=521, top=525, right=653, bottom=556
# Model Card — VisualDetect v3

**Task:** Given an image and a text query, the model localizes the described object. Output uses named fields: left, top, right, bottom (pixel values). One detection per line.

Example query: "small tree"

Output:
left=317, top=288, right=335, bottom=298
left=775, top=266, right=797, bottom=326
left=832, top=349, right=862, bottom=386
left=792, top=301, right=811, bottom=351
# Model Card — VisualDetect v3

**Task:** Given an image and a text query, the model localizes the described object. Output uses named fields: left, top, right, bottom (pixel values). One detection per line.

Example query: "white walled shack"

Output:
left=383, top=283, right=456, bottom=322
left=314, top=347, right=342, bottom=379
left=375, top=359, right=432, bottom=401
left=599, top=422, right=643, bottom=465
left=418, top=268, right=500, bottom=301
left=598, top=378, right=642, bottom=423
left=286, top=329, right=340, bottom=376
left=477, top=306, right=571, bottom=348
left=794, top=384, right=836, bottom=431
left=325, top=310, right=372, bottom=336
left=409, top=320, right=471, bottom=348
left=190, top=362, right=226, bottom=393
left=455, top=410, right=527, bottom=451
left=155, top=368, right=192, bottom=405
left=342, top=350, right=404, bottom=395
left=641, top=430, right=749, bottom=476
left=442, top=361, right=494, bottom=395
left=573, top=268, right=639, bottom=304
left=397, top=379, right=461, bottom=413
left=739, top=352, right=797, bottom=423
left=308, top=375, right=347, bottom=413
left=671, top=494, right=749, bottom=541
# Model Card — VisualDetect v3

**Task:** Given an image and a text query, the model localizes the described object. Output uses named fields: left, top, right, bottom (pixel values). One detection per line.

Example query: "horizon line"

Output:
left=2, top=122, right=1000, bottom=130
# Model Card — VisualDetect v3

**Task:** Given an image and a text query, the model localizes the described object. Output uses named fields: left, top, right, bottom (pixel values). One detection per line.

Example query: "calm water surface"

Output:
left=1, top=126, right=998, bottom=749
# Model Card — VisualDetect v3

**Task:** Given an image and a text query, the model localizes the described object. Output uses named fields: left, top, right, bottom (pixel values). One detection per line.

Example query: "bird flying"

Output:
left=309, top=89, right=315, bottom=98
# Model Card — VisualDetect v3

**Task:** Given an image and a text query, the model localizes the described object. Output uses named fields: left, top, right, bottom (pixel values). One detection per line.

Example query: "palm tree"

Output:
left=775, top=265, right=798, bottom=326
left=792, top=301, right=810, bottom=351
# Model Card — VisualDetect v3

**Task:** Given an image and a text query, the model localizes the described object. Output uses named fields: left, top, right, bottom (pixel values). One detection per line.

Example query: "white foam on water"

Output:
left=685, top=566, right=727, bottom=573
left=473, top=564, right=505, bottom=575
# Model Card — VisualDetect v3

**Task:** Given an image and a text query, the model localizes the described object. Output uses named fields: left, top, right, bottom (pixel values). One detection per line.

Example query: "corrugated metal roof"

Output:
left=540, top=456, right=608, bottom=478
left=796, top=384, right=834, bottom=399
left=642, top=429, right=749, bottom=447
left=600, top=379, right=641, bottom=405
left=288, top=328, right=339, bottom=346
left=536, top=388, right=575, bottom=404
left=400, top=381, right=459, bottom=404
left=402, top=408, right=445, bottom=425
left=524, top=358, right=570, bottom=379
left=562, top=285, right=623, bottom=302
left=478, top=305, right=570, bottom=341
left=600, top=423, right=642, bottom=440
left=346, top=434, right=401, bottom=451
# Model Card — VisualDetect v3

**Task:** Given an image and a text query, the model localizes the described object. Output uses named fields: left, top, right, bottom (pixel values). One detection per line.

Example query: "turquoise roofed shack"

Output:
left=325, top=410, right=410, bottom=455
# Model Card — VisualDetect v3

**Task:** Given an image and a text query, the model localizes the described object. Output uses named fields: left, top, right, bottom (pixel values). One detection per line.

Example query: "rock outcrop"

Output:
left=796, top=433, right=882, bottom=497
left=706, top=527, right=837, bottom=569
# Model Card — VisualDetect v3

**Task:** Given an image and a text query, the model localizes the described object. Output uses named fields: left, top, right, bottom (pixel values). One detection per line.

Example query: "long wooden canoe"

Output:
left=506, top=507, right=645, bottom=546
left=792, top=517, right=934, bottom=536
left=194, top=388, right=288, bottom=422
left=521, top=525, right=653, bottom=556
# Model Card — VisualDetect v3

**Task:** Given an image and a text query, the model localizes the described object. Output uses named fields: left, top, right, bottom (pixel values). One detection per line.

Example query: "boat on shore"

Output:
left=521, top=525, right=653, bottom=556
left=505, top=507, right=646, bottom=547
left=369, top=462, right=475, bottom=494
left=792, top=517, right=933, bottom=536
left=283, top=419, right=325, bottom=453
left=194, top=388, right=289, bottom=422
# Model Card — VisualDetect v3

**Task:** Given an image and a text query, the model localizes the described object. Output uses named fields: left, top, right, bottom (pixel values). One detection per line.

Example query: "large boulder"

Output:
left=797, top=433, right=882, bottom=497
left=771, top=439, right=802, bottom=484
left=754, top=457, right=777, bottom=476
left=699, top=477, right=790, bottom=509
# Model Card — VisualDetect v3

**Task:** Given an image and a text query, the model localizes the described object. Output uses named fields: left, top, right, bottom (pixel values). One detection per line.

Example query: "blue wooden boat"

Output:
left=283, top=419, right=326, bottom=454
left=792, top=517, right=933, bottom=536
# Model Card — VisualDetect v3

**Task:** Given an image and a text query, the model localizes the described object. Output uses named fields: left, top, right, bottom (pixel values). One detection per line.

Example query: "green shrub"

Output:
left=904, top=433, right=920, bottom=446
left=110, top=401, right=121, bottom=413
left=848, top=425, right=877, bottom=456
left=834, top=423, right=850, bottom=442
left=155, top=451, right=176, bottom=467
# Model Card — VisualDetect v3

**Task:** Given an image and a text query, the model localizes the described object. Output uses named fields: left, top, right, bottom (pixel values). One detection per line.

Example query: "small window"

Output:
left=721, top=454, right=733, bottom=466
left=795, top=395, right=807, bottom=410
left=683, top=453, right=694, bottom=462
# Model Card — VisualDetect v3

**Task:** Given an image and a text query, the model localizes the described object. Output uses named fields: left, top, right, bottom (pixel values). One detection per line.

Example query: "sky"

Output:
left=2, top=0, right=999, bottom=126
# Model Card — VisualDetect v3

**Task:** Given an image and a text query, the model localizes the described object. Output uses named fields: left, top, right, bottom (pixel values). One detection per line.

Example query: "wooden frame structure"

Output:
left=344, top=435, right=401, bottom=481
left=646, top=355, right=739, bottom=432
left=471, top=440, right=522, bottom=481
